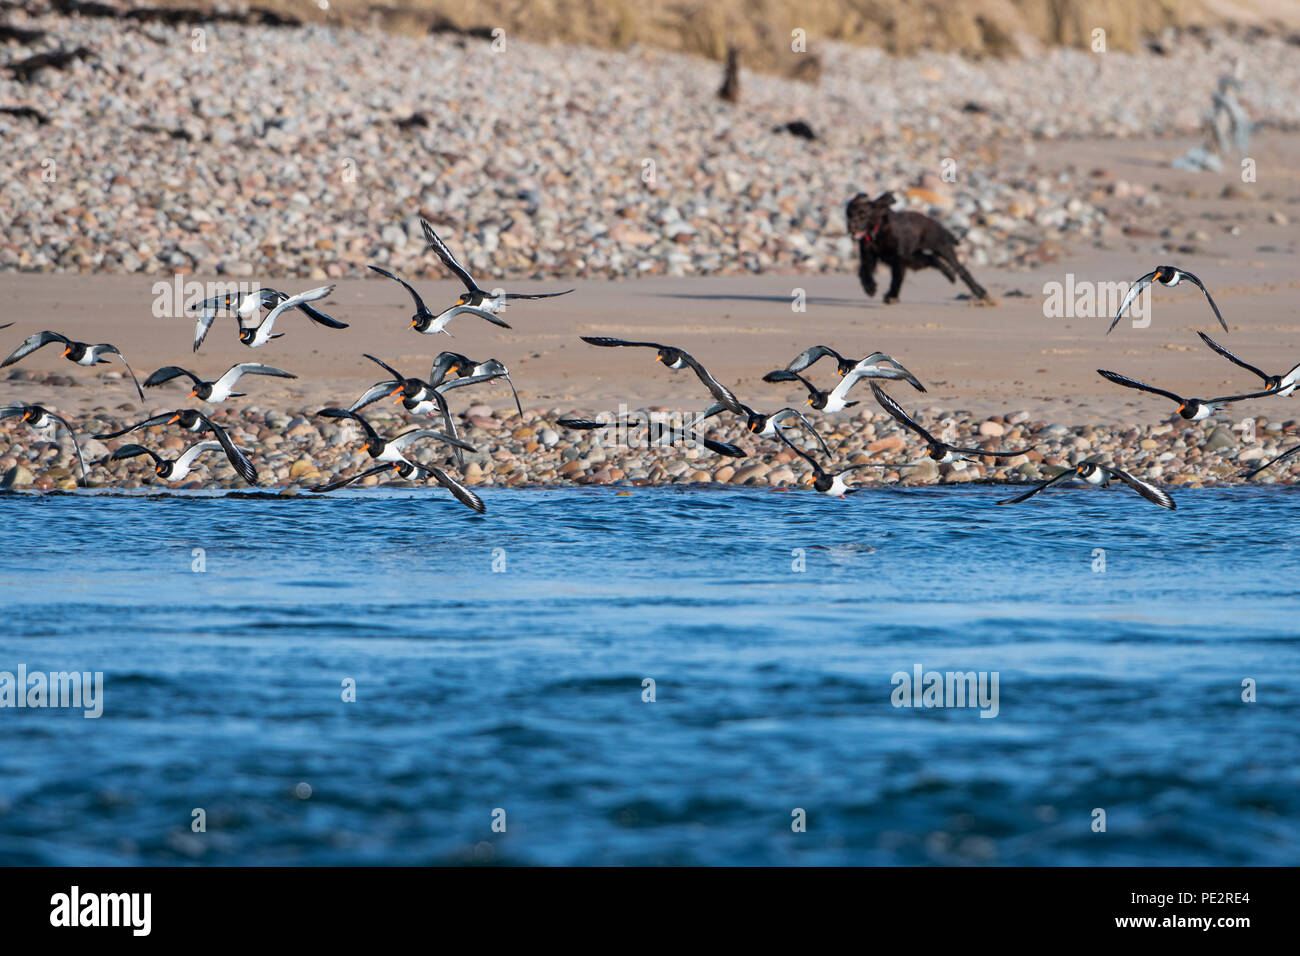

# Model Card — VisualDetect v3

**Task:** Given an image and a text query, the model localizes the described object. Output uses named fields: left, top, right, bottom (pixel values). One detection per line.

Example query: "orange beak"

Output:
left=806, top=398, right=813, bottom=406
left=21, top=410, right=31, bottom=421
left=410, top=319, right=418, bottom=328
left=1176, top=403, right=1186, bottom=413
left=167, top=414, right=180, bottom=424
left=187, top=390, right=197, bottom=398
left=393, top=395, right=404, bottom=404
left=61, top=347, right=71, bottom=357
left=388, top=385, right=403, bottom=396
left=655, top=355, right=662, bottom=362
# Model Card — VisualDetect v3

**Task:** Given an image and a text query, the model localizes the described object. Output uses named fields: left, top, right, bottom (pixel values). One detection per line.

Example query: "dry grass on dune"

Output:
left=153, top=0, right=1282, bottom=73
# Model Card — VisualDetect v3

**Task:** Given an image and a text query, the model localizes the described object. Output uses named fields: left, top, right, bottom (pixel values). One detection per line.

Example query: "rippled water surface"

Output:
left=1, top=485, right=1297, bottom=865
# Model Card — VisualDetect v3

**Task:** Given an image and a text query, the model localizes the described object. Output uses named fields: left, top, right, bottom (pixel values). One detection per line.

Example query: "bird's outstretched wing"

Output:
left=391, top=428, right=476, bottom=453
left=434, top=304, right=512, bottom=329
left=101, top=346, right=144, bottom=400
left=869, top=383, right=939, bottom=445
left=174, top=440, right=224, bottom=472
left=768, top=407, right=831, bottom=456
left=317, top=407, right=381, bottom=444
left=1096, top=369, right=1185, bottom=404
left=786, top=345, right=848, bottom=374
left=108, top=443, right=164, bottom=466
left=1238, top=442, right=1300, bottom=480
left=93, top=412, right=173, bottom=440
left=420, top=218, right=480, bottom=293
left=2, top=330, right=70, bottom=367
left=503, top=289, right=573, bottom=301
left=772, top=422, right=826, bottom=476
left=1197, top=331, right=1268, bottom=384
left=144, top=366, right=203, bottom=388
left=191, top=411, right=257, bottom=485
left=369, top=265, right=432, bottom=316
left=762, top=368, right=820, bottom=401
left=1177, top=269, right=1229, bottom=333
left=309, top=463, right=394, bottom=493
left=996, top=468, right=1078, bottom=505
left=419, top=465, right=487, bottom=514
left=1108, top=271, right=1157, bottom=334
left=580, top=335, right=666, bottom=350
left=1103, top=466, right=1176, bottom=510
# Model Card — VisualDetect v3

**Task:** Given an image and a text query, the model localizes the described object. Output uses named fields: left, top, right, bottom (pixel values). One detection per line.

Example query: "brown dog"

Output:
left=846, top=192, right=987, bottom=303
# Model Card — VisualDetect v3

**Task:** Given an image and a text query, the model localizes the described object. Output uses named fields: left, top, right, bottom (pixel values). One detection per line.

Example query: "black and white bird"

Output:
left=143, top=363, right=297, bottom=403
left=367, top=265, right=512, bottom=335
left=578, top=336, right=756, bottom=418
left=235, top=287, right=347, bottom=330
left=557, top=412, right=746, bottom=458
left=1110, top=265, right=1227, bottom=334
left=998, top=459, right=1175, bottom=510
left=764, top=363, right=914, bottom=414
left=1, top=330, right=144, bottom=400
left=93, top=408, right=257, bottom=484
left=1198, top=332, right=1300, bottom=397
left=370, top=353, right=524, bottom=418
left=694, top=402, right=830, bottom=455
left=0, top=404, right=88, bottom=482
left=773, top=424, right=903, bottom=497
left=189, top=291, right=245, bottom=351
left=346, top=354, right=465, bottom=464
left=871, top=383, right=1035, bottom=463
left=239, top=286, right=336, bottom=348
left=1238, top=443, right=1300, bottom=480
left=1097, top=369, right=1281, bottom=421
left=105, top=440, right=228, bottom=482
left=783, top=345, right=927, bottom=392
left=422, top=218, right=572, bottom=314
left=317, top=408, right=474, bottom=466
left=309, top=461, right=485, bottom=513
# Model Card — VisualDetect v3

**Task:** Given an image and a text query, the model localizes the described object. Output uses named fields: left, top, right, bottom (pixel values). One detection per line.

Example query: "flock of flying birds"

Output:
left=1, top=236, right=1298, bottom=514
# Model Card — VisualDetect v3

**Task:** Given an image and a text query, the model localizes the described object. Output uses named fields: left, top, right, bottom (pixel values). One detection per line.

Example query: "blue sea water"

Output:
left=0, top=485, right=1296, bottom=866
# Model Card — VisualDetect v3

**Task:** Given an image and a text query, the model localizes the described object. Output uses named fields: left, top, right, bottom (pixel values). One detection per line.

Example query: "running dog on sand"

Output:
left=846, top=191, right=988, bottom=304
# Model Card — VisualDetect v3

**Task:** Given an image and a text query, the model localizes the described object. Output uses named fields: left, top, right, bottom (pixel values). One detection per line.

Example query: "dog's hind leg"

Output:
left=919, top=251, right=957, bottom=282
left=939, top=248, right=987, bottom=299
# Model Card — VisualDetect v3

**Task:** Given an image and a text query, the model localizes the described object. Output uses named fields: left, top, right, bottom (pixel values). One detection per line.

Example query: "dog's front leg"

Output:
left=884, top=261, right=905, bottom=303
left=856, top=242, right=878, bottom=296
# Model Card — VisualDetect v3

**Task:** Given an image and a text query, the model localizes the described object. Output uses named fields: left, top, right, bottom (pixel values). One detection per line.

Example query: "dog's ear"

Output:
left=846, top=192, right=870, bottom=209
left=873, top=191, right=897, bottom=208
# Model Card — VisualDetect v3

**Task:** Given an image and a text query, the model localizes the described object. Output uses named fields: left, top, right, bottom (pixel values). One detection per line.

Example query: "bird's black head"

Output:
left=656, top=348, right=682, bottom=367
left=1076, top=462, right=1098, bottom=480
left=411, top=312, right=431, bottom=331
left=155, top=461, right=172, bottom=478
left=746, top=413, right=767, bottom=433
left=806, top=391, right=827, bottom=410
left=61, top=342, right=87, bottom=361
left=1153, top=265, right=1176, bottom=283
left=168, top=410, right=202, bottom=429
left=927, top=445, right=947, bottom=461
left=238, top=328, right=255, bottom=345
left=19, top=404, right=45, bottom=423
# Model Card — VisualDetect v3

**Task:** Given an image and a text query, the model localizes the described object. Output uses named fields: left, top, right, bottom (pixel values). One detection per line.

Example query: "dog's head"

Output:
left=846, top=192, right=896, bottom=240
